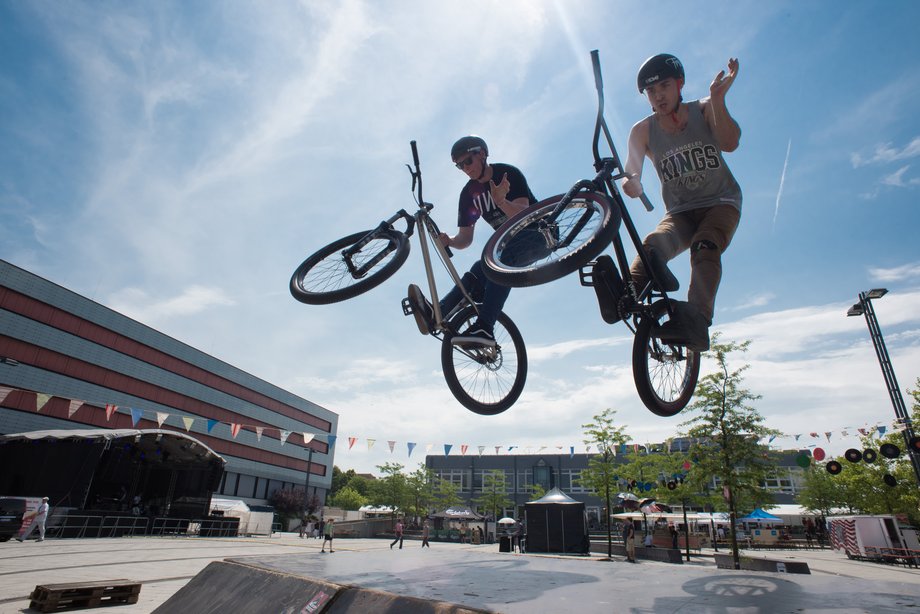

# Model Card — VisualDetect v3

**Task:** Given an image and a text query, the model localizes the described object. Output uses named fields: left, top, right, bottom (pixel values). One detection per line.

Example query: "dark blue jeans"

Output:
left=440, top=259, right=510, bottom=334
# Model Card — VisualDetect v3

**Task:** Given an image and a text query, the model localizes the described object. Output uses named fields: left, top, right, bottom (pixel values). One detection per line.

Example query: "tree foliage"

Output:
left=473, top=470, right=513, bottom=520
left=678, top=335, right=780, bottom=568
left=327, top=486, right=366, bottom=511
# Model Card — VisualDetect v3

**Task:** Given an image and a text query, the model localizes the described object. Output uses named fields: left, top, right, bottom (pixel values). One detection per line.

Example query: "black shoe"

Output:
left=655, top=302, right=710, bottom=352
left=452, top=326, right=496, bottom=347
left=406, top=284, right=434, bottom=334
left=646, top=248, right=679, bottom=292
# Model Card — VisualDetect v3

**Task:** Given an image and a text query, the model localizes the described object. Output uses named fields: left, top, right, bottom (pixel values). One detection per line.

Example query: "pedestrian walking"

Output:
left=421, top=520, right=431, bottom=548
left=390, top=519, right=404, bottom=550
left=320, top=518, right=334, bottom=553
left=17, top=497, right=50, bottom=542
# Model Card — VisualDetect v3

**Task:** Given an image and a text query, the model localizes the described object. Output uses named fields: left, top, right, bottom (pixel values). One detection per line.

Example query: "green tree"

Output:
left=679, top=335, right=780, bottom=569
left=371, top=462, right=409, bottom=520
left=406, top=464, right=437, bottom=521
left=327, top=486, right=367, bottom=511
left=798, top=463, right=848, bottom=517
left=473, top=470, right=513, bottom=520
left=433, top=476, right=462, bottom=511
left=577, top=408, right=630, bottom=558
left=329, top=466, right=356, bottom=498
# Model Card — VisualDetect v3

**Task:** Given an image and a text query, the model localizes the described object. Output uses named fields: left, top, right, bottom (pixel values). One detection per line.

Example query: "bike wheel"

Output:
left=440, top=306, right=527, bottom=415
left=290, top=229, right=409, bottom=305
left=481, top=191, right=618, bottom=287
left=632, top=300, right=701, bottom=416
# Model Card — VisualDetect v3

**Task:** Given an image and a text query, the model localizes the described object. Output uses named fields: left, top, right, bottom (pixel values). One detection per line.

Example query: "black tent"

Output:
left=0, top=428, right=225, bottom=518
left=525, top=487, right=589, bottom=554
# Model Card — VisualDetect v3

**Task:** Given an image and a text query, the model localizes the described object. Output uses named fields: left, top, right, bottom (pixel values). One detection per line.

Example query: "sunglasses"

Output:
left=454, top=148, right=481, bottom=169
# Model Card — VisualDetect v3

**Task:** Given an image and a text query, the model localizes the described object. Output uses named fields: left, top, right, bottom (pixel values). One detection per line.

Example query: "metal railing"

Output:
left=48, top=515, right=240, bottom=539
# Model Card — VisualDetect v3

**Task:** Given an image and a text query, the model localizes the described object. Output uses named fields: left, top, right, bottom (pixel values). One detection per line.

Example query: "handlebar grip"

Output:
left=591, top=50, right=602, bottom=90
left=411, top=140, right=420, bottom=168
left=639, top=192, right=654, bottom=212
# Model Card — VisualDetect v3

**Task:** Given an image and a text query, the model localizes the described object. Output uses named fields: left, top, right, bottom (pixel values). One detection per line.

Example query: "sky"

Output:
left=2, top=1, right=920, bottom=477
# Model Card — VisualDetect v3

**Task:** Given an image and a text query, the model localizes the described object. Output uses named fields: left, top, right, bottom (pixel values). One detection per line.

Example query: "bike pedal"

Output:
left=578, top=263, right=597, bottom=287
left=591, top=255, right=625, bottom=324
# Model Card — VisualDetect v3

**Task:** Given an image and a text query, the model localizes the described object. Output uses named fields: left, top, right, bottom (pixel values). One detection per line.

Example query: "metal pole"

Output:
left=304, top=447, right=314, bottom=512
left=856, top=291, right=920, bottom=486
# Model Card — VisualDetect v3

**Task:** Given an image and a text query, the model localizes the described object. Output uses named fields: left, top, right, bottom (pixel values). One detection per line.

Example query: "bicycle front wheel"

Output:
left=482, top=191, right=618, bottom=287
left=290, top=229, right=409, bottom=305
left=632, top=300, right=701, bottom=416
left=441, top=306, right=527, bottom=415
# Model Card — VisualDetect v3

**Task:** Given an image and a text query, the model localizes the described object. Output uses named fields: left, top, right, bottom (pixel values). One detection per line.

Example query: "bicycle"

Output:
left=480, top=50, right=700, bottom=417
left=289, top=141, right=527, bottom=416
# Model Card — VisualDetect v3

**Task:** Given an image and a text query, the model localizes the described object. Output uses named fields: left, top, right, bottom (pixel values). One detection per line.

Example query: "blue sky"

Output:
left=2, top=1, right=919, bottom=476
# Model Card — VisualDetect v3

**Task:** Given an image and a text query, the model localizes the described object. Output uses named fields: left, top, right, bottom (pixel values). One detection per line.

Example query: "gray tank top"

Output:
left=647, top=100, right=742, bottom=214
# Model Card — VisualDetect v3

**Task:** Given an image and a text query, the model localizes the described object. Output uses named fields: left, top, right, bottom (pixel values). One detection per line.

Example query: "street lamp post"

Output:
left=304, top=446, right=314, bottom=515
left=847, top=288, right=920, bottom=486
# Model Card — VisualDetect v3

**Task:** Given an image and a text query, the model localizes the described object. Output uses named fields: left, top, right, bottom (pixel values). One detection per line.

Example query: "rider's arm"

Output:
left=703, top=58, right=741, bottom=152
left=622, top=119, right=650, bottom=198
left=440, top=225, right=475, bottom=250
left=496, top=195, right=531, bottom=218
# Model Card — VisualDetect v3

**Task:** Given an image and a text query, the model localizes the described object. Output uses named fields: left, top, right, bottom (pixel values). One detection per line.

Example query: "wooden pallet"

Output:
left=29, top=579, right=141, bottom=612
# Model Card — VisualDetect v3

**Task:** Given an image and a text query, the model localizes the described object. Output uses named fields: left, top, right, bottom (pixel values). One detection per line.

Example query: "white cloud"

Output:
left=870, top=263, right=920, bottom=282
left=108, top=285, right=235, bottom=324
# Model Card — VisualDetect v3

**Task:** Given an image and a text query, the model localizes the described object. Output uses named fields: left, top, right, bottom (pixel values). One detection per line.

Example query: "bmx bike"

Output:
left=290, top=141, right=527, bottom=416
left=480, top=50, right=700, bottom=417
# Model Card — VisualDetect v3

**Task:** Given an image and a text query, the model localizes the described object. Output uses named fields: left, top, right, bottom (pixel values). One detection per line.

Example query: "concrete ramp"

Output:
left=153, top=560, right=492, bottom=613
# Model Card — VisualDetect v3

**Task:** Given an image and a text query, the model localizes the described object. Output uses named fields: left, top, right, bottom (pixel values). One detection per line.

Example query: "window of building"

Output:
left=438, top=469, right=470, bottom=492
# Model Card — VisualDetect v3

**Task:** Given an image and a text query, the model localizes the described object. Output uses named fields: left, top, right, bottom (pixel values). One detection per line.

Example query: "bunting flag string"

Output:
left=0, top=384, right=905, bottom=464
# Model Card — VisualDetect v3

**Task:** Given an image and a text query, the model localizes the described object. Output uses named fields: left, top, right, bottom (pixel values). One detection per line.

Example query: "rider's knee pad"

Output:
left=690, top=240, right=720, bottom=265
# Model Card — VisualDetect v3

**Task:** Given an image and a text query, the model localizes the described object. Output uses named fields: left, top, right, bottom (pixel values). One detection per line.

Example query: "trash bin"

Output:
left=499, top=536, right=511, bottom=552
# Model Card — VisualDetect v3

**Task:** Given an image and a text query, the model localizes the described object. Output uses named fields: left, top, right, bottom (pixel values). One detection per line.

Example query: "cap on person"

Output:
left=637, top=53, right=684, bottom=93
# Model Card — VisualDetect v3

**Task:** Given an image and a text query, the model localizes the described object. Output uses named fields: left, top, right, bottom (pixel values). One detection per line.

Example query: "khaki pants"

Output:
left=629, top=205, right=740, bottom=322
left=626, top=534, right=636, bottom=560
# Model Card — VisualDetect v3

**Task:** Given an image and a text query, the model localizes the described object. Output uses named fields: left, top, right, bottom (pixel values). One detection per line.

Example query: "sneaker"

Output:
left=646, top=248, right=679, bottom=293
left=406, top=284, right=434, bottom=335
left=451, top=326, right=496, bottom=347
left=655, top=301, right=710, bottom=352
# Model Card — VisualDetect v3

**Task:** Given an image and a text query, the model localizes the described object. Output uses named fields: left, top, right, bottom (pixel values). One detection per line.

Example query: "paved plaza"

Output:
left=1, top=535, right=919, bottom=612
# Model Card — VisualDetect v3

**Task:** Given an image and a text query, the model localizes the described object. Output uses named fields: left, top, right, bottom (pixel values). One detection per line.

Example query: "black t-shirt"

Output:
left=457, top=163, right=537, bottom=230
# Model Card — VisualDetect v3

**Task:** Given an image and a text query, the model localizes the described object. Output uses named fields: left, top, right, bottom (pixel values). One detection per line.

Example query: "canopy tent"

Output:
left=525, top=487, right=589, bottom=554
left=0, top=429, right=226, bottom=518
left=740, top=508, right=784, bottom=524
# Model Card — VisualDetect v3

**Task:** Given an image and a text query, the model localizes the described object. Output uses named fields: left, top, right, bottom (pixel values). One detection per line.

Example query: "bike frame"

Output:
left=545, top=50, right=675, bottom=326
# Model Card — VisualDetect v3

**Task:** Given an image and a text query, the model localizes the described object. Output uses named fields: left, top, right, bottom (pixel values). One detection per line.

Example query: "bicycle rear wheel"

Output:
left=441, top=306, right=527, bottom=415
left=632, top=300, right=700, bottom=416
left=290, top=229, right=409, bottom=305
left=481, top=191, right=618, bottom=287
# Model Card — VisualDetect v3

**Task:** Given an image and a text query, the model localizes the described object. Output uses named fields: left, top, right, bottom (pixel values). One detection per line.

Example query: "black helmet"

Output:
left=451, top=135, right=488, bottom=161
left=637, top=54, right=684, bottom=93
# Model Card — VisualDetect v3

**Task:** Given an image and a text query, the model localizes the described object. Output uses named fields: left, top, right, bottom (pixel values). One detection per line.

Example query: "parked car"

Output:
left=0, top=497, right=27, bottom=541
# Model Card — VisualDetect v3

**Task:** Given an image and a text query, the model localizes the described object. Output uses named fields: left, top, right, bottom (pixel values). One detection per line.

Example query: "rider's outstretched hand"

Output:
left=490, top=173, right=511, bottom=205
left=710, top=58, right=739, bottom=102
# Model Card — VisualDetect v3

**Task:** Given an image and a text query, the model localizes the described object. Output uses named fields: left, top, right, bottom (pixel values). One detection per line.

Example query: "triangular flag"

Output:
left=444, top=444, right=452, bottom=456
left=303, top=433, right=315, bottom=445
left=255, top=427, right=264, bottom=441
left=858, top=428, right=867, bottom=436
left=877, top=426, right=887, bottom=436
left=106, top=404, right=118, bottom=421
left=407, top=442, right=416, bottom=457
left=570, top=446, right=575, bottom=458
left=348, top=437, right=357, bottom=450
left=207, top=419, right=219, bottom=433
left=67, top=400, right=83, bottom=418
left=461, top=445, right=468, bottom=455
left=794, top=434, right=801, bottom=441
left=387, top=440, right=396, bottom=453
left=130, top=407, right=144, bottom=427
left=0, top=386, right=13, bottom=404
left=367, top=439, right=376, bottom=451
left=182, top=416, right=194, bottom=431
left=768, top=435, right=776, bottom=443
left=230, top=423, right=241, bottom=438
left=36, top=393, right=52, bottom=412
left=279, top=429, right=291, bottom=445
left=156, top=412, right=168, bottom=428
left=478, top=446, right=485, bottom=456
left=326, top=435, right=337, bottom=449
left=494, top=446, right=501, bottom=455
left=825, top=432, right=832, bottom=441
left=587, top=445, right=593, bottom=454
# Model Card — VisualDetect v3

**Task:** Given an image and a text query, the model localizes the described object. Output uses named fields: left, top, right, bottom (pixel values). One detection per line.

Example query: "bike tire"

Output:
left=290, top=229, right=409, bottom=305
left=440, top=306, right=527, bottom=416
left=481, top=191, right=618, bottom=287
left=632, top=299, right=701, bottom=416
